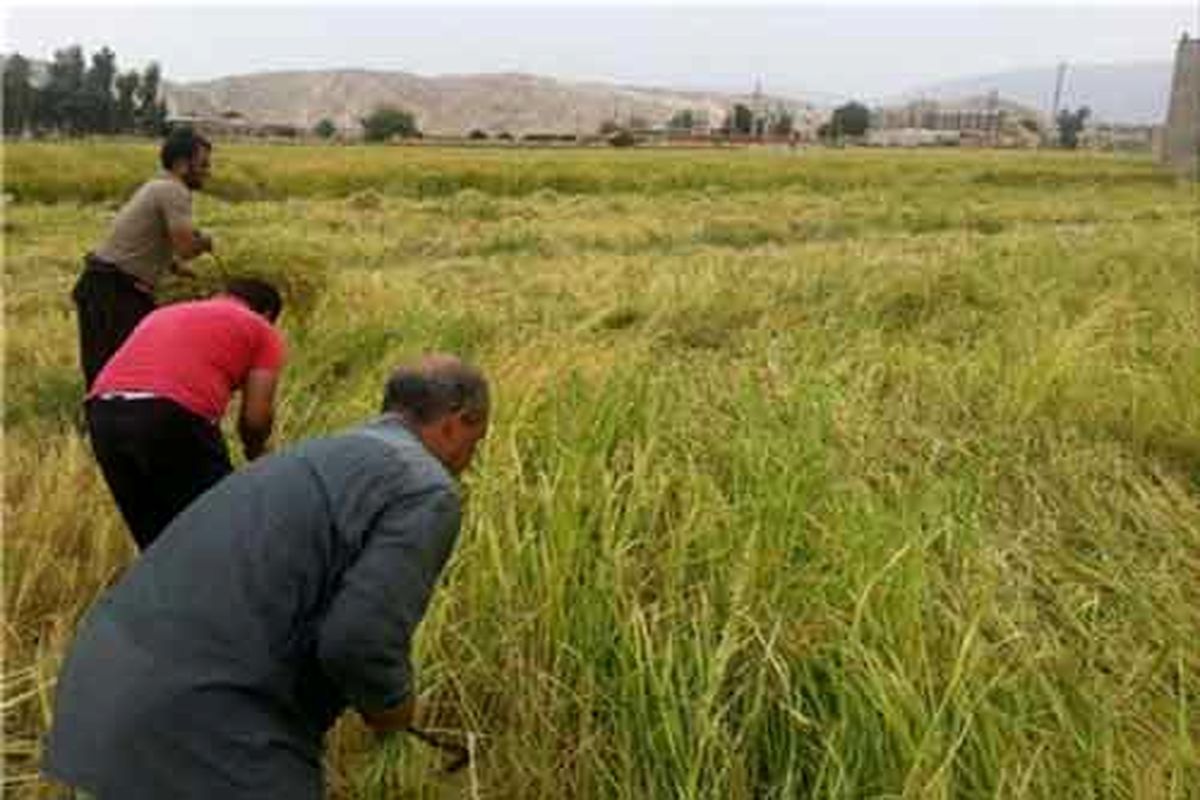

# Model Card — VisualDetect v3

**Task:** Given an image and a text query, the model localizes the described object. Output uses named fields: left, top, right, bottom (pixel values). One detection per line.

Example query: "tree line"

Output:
left=3, top=45, right=168, bottom=137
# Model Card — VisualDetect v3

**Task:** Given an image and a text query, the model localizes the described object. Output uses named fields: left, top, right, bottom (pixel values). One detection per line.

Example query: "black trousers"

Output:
left=72, top=256, right=155, bottom=389
left=85, top=398, right=233, bottom=550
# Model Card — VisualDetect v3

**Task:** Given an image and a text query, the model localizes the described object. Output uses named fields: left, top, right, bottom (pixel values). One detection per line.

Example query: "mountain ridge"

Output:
left=163, top=69, right=814, bottom=135
left=163, top=61, right=1171, bottom=132
left=889, top=61, right=1173, bottom=124
left=4, top=54, right=1168, bottom=130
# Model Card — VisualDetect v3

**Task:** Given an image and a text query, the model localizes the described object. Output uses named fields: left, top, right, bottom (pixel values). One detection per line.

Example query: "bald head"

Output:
left=381, top=354, right=490, bottom=475
left=381, top=354, right=490, bottom=426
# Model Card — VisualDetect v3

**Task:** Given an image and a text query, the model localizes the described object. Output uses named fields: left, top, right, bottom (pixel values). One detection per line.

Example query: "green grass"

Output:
left=4, top=142, right=1199, bottom=798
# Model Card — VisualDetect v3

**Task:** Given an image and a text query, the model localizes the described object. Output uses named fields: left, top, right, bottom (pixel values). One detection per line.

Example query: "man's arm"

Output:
left=360, top=698, right=416, bottom=734
left=238, top=368, right=278, bottom=460
left=161, top=181, right=212, bottom=262
left=315, top=486, right=461, bottom=736
left=168, top=225, right=213, bottom=262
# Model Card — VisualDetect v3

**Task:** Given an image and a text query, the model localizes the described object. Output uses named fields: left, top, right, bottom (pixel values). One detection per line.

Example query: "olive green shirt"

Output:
left=93, top=172, right=193, bottom=288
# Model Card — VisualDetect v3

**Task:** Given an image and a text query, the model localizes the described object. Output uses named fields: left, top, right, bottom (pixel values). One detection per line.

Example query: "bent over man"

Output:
left=86, top=278, right=286, bottom=549
left=73, top=127, right=214, bottom=387
left=45, top=355, right=490, bottom=799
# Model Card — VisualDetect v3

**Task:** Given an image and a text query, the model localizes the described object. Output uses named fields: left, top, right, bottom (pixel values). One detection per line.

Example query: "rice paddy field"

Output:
left=3, top=141, right=1199, bottom=798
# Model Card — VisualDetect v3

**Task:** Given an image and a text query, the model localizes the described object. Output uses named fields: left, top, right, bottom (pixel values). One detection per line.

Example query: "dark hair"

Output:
left=381, top=357, right=489, bottom=425
left=224, top=278, right=283, bottom=322
left=160, top=127, right=212, bottom=170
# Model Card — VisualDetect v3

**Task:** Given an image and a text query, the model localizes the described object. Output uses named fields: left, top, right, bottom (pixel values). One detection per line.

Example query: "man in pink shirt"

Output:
left=86, top=278, right=287, bottom=549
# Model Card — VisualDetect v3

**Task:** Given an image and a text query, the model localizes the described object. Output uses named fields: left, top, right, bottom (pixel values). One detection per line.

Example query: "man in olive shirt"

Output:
left=44, top=355, right=490, bottom=799
left=73, top=127, right=215, bottom=387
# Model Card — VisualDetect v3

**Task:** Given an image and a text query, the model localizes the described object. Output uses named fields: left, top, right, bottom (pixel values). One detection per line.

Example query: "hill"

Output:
left=164, top=69, right=812, bottom=135
left=892, top=61, right=1173, bottom=125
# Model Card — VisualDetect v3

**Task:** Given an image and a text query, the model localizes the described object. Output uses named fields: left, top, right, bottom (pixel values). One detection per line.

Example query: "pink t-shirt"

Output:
left=91, top=297, right=287, bottom=422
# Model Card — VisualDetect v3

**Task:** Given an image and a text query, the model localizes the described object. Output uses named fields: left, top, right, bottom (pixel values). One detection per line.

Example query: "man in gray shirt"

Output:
left=73, top=127, right=215, bottom=387
left=44, top=354, right=490, bottom=799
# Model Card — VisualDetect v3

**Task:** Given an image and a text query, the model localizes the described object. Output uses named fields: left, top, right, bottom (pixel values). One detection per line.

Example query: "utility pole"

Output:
left=1050, top=61, right=1068, bottom=140
left=986, top=89, right=1000, bottom=147
left=753, top=77, right=765, bottom=140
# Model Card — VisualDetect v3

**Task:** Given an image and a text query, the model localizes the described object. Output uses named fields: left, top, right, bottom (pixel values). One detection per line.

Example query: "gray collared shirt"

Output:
left=44, top=416, right=461, bottom=799
left=93, top=171, right=193, bottom=288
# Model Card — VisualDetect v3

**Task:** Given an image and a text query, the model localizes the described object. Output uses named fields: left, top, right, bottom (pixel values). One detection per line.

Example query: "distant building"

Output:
left=866, top=128, right=963, bottom=147
left=871, top=100, right=999, bottom=133
left=165, top=114, right=254, bottom=138
left=166, top=113, right=303, bottom=140
left=1082, top=123, right=1157, bottom=153
left=1162, top=32, right=1200, bottom=177
left=868, top=96, right=1042, bottom=148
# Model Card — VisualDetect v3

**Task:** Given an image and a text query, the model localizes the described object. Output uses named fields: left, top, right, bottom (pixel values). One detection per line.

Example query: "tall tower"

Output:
left=1050, top=62, right=1068, bottom=120
left=752, top=78, right=766, bottom=138
left=1048, top=62, right=1069, bottom=146
left=1163, top=32, right=1200, bottom=178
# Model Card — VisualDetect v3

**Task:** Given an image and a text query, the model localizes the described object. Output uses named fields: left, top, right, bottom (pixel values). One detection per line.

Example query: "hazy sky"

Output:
left=3, top=3, right=1194, bottom=99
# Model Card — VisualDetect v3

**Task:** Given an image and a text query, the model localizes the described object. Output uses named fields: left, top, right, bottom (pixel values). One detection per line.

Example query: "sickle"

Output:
left=406, top=726, right=471, bottom=774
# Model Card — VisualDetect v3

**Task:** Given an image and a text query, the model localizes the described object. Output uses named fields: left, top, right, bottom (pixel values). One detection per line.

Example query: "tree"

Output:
left=114, top=70, right=140, bottom=134
left=597, top=119, right=621, bottom=136
left=41, top=45, right=87, bottom=133
left=769, top=109, right=795, bottom=137
left=1056, top=106, right=1090, bottom=149
left=136, top=62, right=168, bottom=135
left=9, top=45, right=163, bottom=137
left=313, top=118, right=337, bottom=139
left=2, top=54, right=36, bottom=136
left=668, top=109, right=696, bottom=131
left=728, top=103, right=754, bottom=135
left=83, top=46, right=118, bottom=133
left=829, top=101, right=870, bottom=138
left=360, top=105, right=419, bottom=141
left=608, top=129, right=637, bottom=148
left=468, top=129, right=489, bottom=140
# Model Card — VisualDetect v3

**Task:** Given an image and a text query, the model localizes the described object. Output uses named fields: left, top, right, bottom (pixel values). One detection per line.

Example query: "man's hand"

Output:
left=243, top=440, right=271, bottom=461
left=172, top=261, right=199, bottom=279
left=196, top=229, right=215, bottom=255
left=361, top=698, right=416, bottom=735
left=238, top=369, right=278, bottom=461
left=169, top=225, right=213, bottom=260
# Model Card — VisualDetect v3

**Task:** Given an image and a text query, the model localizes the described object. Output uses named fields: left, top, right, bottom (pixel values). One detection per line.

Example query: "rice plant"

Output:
left=4, top=143, right=1198, bottom=798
